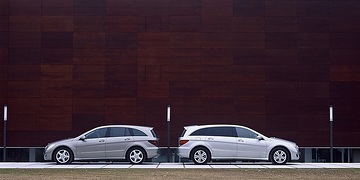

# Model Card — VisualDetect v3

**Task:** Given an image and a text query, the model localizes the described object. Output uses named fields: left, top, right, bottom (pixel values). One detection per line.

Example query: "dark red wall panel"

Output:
left=233, top=0, right=264, bottom=17
left=1, top=0, right=360, bottom=148
left=9, top=48, right=41, bottom=65
left=42, top=0, right=73, bottom=16
left=10, top=0, right=41, bottom=16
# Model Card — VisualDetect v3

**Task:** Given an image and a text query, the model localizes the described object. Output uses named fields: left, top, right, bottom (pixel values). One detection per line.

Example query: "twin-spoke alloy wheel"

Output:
left=270, top=147, right=289, bottom=165
left=192, top=148, right=210, bottom=165
left=128, top=148, right=146, bottom=164
left=54, top=148, right=73, bottom=164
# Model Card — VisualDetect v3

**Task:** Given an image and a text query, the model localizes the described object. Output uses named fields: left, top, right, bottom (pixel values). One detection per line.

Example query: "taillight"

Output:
left=148, top=140, right=158, bottom=146
left=179, top=140, right=189, bottom=146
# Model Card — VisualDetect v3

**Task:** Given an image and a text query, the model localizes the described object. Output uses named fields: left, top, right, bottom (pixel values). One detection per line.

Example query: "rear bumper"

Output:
left=147, top=147, right=160, bottom=159
left=177, top=147, right=191, bottom=159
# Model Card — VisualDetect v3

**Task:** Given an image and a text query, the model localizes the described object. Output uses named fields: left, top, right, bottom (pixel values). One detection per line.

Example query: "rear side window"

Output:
left=208, top=127, right=237, bottom=137
left=130, top=128, right=147, bottom=136
left=190, top=128, right=210, bottom=136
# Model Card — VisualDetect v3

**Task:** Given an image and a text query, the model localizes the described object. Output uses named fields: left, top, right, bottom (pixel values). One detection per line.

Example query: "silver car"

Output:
left=44, top=125, right=159, bottom=164
left=178, top=124, right=300, bottom=165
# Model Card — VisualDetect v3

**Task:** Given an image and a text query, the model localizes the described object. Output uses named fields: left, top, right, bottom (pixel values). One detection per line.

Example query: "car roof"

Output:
left=184, top=124, right=246, bottom=129
left=182, top=124, right=264, bottom=137
left=97, top=125, right=154, bottom=129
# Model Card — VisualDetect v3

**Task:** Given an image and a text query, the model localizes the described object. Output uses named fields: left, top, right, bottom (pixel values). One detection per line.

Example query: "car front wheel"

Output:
left=54, top=147, right=73, bottom=164
left=191, top=147, right=210, bottom=165
left=270, top=147, right=289, bottom=165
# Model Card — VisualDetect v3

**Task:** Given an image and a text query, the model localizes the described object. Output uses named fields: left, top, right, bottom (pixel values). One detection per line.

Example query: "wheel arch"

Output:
left=189, top=145, right=211, bottom=160
left=52, top=146, right=74, bottom=162
left=126, top=145, right=148, bottom=161
left=268, top=145, right=290, bottom=161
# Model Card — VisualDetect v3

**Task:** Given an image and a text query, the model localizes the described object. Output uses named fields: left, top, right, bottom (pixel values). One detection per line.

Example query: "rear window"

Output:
left=180, top=129, right=187, bottom=137
left=190, top=128, right=210, bottom=136
left=150, top=129, right=157, bottom=138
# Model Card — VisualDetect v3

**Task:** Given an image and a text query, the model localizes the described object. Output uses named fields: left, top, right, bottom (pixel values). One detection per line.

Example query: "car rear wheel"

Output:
left=54, top=147, right=73, bottom=164
left=270, top=147, right=289, bottom=165
left=191, top=147, right=210, bottom=165
left=127, top=147, right=146, bottom=164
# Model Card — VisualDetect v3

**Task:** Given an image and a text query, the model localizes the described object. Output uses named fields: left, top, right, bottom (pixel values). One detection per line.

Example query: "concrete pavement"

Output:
left=0, top=162, right=360, bottom=169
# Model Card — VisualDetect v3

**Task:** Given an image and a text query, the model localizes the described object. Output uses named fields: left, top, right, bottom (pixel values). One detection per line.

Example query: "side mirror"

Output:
left=256, top=135, right=264, bottom=140
left=79, top=136, right=86, bottom=141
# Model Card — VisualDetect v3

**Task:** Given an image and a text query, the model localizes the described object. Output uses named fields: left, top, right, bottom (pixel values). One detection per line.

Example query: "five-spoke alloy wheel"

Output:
left=270, top=147, right=289, bottom=165
left=128, top=147, right=146, bottom=164
left=54, top=147, right=73, bottom=164
left=191, top=147, right=210, bottom=165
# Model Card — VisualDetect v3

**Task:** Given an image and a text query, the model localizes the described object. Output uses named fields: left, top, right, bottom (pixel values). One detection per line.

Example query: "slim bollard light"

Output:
left=3, top=104, right=7, bottom=162
left=330, top=105, right=333, bottom=163
left=167, top=105, right=171, bottom=162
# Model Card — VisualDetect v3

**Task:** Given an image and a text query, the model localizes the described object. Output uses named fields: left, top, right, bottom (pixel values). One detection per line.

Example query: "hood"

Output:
left=269, top=137, right=296, bottom=146
left=48, top=137, right=76, bottom=146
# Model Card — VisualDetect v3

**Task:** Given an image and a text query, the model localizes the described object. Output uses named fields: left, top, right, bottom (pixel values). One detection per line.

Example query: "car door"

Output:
left=205, top=127, right=238, bottom=158
left=236, top=127, right=267, bottom=159
left=76, top=127, right=108, bottom=159
left=105, top=127, right=133, bottom=159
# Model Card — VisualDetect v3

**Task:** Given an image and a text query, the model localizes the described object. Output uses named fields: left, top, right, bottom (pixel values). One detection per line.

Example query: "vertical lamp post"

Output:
left=167, top=105, right=171, bottom=162
left=3, top=104, right=7, bottom=162
left=330, top=105, right=333, bottom=163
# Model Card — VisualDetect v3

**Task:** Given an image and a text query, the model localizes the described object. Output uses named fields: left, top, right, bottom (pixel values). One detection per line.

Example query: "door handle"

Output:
left=124, top=138, right=131, bottom=141
left=99, top=139, right=105, bottom=143
left=238, top=139, right=244, bottom=142
left=208, top=137, right=214, bottom=141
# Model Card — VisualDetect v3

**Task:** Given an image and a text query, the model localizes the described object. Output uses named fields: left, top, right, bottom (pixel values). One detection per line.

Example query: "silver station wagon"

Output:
left=178, top=124, right=300, bottom=165
left=44, top=125, right=159, bottom=164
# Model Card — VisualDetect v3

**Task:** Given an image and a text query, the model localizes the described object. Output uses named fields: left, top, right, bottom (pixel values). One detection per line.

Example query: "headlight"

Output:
left=46, top=144, right=55, bottom=151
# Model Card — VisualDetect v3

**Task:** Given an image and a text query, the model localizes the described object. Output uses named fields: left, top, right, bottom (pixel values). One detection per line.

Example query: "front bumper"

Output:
left=291, top=149, right=301, bottom=161
left=43, top=150, right=53, bottom=161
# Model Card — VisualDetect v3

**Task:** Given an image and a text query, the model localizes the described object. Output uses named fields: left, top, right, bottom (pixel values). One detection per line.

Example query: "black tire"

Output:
left=127, top=147, right=146, bottom=164
left=270, top=147, right=289, bottom=165
left=191, top=147, right=210, bottom=165
left=54, top=147, right=73, bottom=165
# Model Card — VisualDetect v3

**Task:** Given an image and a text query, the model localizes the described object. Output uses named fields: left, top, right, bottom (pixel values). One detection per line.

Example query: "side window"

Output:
left=190, top=128, right=210, bottom=136
left=131, top=128, right=147, bottom=136
left=236, top=127, right=258, bottom=139
left=208, top=127, right=237, bottom=137
left=86, top=128, right=108, bottom=139
left=109, top=127, right=130, bottom=137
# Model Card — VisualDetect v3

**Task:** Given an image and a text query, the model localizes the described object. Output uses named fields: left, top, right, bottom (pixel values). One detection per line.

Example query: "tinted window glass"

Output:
left=151, top=129, right=157, bottom=138
left=236, top=127, right=258, bottom=139
left=86, top=128, right=108, bottom=139
left=208, top=127, right=237, bottom=137
left=190, top=128, right=210, bottom=136
left=131, top=128, right=147, bottom=136
left=109, top=127, right=130, bottom=137
left=180, top=129, right=187, bottom=137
